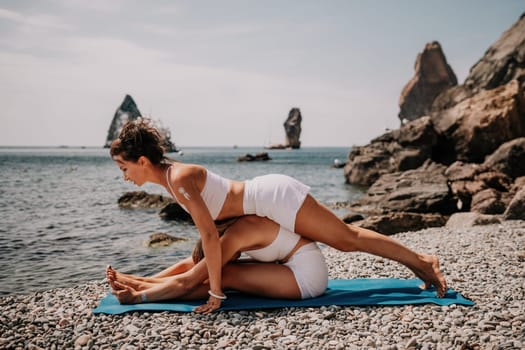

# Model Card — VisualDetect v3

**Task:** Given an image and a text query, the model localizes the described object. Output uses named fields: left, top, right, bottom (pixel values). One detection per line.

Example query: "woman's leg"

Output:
left=294, top=195, right=447, bottom=297
left=222, top=263, right=302, bottom=299
left=114, top=262, right=302, bottom=305
left=106, top=265, right=171, bottom=291
left=188, top=262, right=302, bottom=304
left=106, top=256, right=196, bottom=291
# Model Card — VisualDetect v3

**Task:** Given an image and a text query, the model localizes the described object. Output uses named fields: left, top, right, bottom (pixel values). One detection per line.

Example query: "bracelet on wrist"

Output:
left=141, top=291, right=147, bottom=303
left=208, top=290, right=227, bottom=300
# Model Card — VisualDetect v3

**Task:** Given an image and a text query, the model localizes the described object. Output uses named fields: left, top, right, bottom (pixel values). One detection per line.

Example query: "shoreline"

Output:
left=1, top=221, right=524, bottom=349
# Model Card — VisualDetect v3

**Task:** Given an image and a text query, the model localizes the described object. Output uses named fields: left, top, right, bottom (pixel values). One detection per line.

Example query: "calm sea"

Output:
left=0, top=146, right=365, bottom=296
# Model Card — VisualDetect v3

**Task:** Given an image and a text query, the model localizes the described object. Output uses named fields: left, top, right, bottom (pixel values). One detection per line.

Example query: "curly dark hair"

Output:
left=110, top=118, right=166, bottom=165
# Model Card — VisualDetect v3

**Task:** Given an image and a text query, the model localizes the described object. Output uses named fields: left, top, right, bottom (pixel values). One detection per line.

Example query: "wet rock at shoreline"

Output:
left=352, top=212, right=446, bottom=235
left=144, top=232, right=186, bottom=247
left=159, top=202, right=194, bottom=223
left=341, top=213, right=365, bottom=224
left=118, top=191, right=173, bottom=209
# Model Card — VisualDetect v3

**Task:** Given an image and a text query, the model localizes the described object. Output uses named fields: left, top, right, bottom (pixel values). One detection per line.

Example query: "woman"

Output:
left=110, top=119, right=446, bottom=313
left=107, top=215, right=328, bottom=313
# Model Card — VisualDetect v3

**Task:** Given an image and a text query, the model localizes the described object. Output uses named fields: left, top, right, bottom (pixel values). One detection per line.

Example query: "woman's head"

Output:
left=110, top=118, right=165, bottom=165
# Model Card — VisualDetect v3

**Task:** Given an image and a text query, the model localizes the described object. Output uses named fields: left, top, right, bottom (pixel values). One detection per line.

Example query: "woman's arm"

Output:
left=171, top=167, right=225, bottom=312
left=151, top=256, right=195, bottom=278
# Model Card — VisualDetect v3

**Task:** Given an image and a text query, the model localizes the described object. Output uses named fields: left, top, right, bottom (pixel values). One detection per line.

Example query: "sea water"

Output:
left=0, top=146, right=365, bottom=295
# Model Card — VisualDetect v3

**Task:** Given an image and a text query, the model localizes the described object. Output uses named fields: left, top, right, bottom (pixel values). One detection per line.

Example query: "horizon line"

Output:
left=0, top=144, right=353, bottom=149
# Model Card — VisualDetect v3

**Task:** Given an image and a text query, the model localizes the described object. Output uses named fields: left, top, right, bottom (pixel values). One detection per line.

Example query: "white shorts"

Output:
left=243, top=174, right=310, bottom=232
left=284, top=243, right=328, bottom=299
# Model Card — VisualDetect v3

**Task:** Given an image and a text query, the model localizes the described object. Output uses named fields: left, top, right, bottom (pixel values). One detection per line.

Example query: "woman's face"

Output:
left=113, top=154, right=147, bottom=186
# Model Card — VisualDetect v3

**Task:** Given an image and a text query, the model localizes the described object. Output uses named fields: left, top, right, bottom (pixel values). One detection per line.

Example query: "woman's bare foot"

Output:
left=105, top=265, right=154, bottom=292
left=111, top=281, right=141, bottom=304
left=106, top=265, right=121, bottom=290
left=412, top=254, right=447, bottom=297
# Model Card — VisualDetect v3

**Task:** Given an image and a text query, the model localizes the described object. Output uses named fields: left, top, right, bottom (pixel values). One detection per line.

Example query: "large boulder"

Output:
left=503, top=187, right=525, bottom=220
left=482, top=137, right=525, bottom=179
left=445, top=161, right=513, bottom=212
left=430, top=80, right=525, bottom=163
left=446, top=212, right=501, bottom=230
left=353, top=212, right=446, bottom=235
left=351, top=161, right=456, bottom=215
left=398, top=41, right=457, bottom=123
left=464, top=13, right=525, bottom=92
left=344, top=141, right=402, bottom=186
left=470, top=188, right=506, bottom=214
left=344, top=116, right=437, bottom=186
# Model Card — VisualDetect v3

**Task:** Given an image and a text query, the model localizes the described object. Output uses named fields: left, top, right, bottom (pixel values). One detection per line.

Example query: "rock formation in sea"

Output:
left=104, top=95, right=141, bottom=148
left=144, top=232, right=186, bottom=248
left=266, top=108, right=302, bottom=149
left=344, top=13, right=525, bottom=234
left=398, top=41, right=457, bottom=123
left=118, top=191, right=193, bottom=223
left=104, top=94, right=177, bottom=153
left=237, top=152, right=272, bottom=162
left=117, top=191, right=172, bottom=209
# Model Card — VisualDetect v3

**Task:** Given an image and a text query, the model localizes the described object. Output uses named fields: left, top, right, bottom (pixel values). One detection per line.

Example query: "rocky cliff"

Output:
left=344, top=13, right=525, bottom=234
left=104, top=95, right=177, bottom=152
left=398, top=41, right=457, bottom=123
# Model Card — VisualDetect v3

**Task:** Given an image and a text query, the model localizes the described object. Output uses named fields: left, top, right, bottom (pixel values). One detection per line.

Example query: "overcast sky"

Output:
left=0, top=1, right=522, bottom=147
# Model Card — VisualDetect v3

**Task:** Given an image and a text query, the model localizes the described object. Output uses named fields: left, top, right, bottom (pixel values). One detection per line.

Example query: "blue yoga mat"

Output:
left=93, top=278, right=474, bottom=315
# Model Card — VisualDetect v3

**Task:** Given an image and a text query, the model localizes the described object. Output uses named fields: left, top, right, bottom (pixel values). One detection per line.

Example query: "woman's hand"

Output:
left=194, top=295, right=222, bottom=314
left=111, top=280, right=141, bottom=304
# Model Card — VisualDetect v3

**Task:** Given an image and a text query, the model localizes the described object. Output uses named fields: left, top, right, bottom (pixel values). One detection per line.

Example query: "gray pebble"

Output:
left=1, top=221, right=524, bottom=349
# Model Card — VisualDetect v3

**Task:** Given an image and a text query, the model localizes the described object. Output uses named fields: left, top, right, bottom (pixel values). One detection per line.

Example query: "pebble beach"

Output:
left=1, top=220, right=524, bottom=350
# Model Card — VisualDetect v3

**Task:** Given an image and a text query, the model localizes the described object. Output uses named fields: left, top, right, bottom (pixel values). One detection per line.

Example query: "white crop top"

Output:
left=167, top=167, right=229, bottom=220
left=244, top=226, right=301, bottom=262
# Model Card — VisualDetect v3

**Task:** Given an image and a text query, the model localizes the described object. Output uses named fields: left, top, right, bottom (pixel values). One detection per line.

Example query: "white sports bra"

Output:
left=244, top=226, right=301, bottom=262
left=166, top=166, right=229, bottom=220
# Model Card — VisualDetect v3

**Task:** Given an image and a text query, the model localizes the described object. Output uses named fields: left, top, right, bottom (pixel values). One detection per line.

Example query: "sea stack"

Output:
left=104, top=95, right=141, bottom=148
left=104, top=95, right=177, bottom=152
left=267, top=107, right=302, bottom=149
